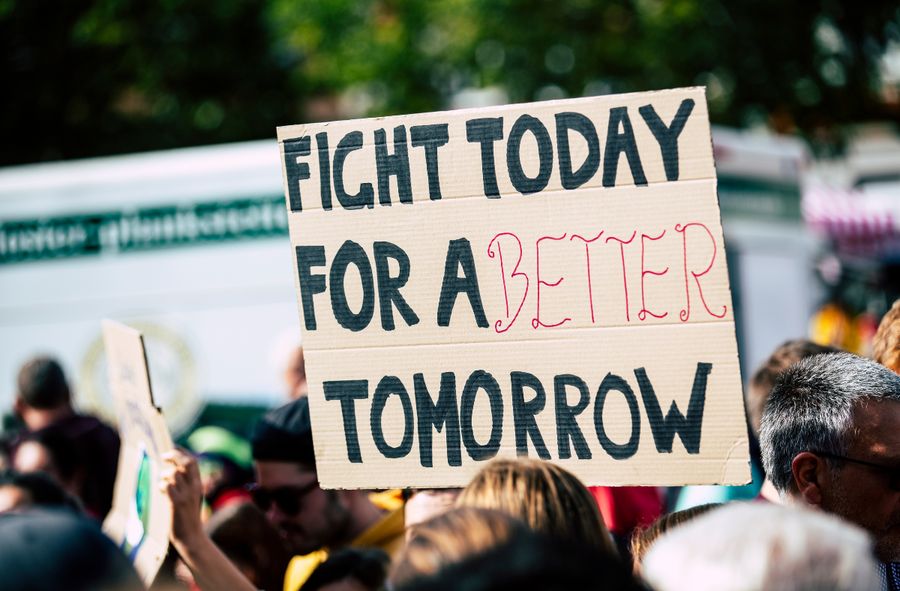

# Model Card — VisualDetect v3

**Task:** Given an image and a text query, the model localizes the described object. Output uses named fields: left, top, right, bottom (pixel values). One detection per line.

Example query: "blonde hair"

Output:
left=874, top=299, right=900, bottom=374
left=389, top=507, right=525, bottom=586
left=456, top=458, right=616, bottom=556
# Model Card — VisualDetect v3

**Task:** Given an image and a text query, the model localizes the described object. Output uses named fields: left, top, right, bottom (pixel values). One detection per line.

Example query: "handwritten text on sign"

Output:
left=278, top=87, right=749, bottom=489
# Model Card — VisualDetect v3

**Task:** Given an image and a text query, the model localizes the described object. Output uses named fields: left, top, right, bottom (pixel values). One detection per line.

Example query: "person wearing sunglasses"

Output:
left=164, top=396, right=404, bottom=591
left=759, top=351, right=900, bottom=591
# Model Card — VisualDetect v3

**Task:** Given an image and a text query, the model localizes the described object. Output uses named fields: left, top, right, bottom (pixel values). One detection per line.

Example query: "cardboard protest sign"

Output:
left=101, top=320, right=174, bottom=587
left=278, top=87, right=750, bottom=489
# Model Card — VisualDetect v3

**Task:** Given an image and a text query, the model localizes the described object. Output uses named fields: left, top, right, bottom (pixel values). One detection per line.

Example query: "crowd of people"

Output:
left=1, top=298, right=899, bottom=590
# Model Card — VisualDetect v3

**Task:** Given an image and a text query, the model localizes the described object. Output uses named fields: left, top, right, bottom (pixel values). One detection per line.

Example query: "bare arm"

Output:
left=161, top=450, right=260, bottom=591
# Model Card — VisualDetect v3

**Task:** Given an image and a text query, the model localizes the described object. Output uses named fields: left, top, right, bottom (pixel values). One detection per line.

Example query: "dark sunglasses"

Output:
left=247, top=481, right=319, bottom=516
left=812, top=450, right=900, bottom=491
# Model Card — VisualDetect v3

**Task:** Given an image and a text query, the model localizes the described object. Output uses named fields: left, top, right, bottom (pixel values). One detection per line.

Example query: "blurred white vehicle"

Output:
left=0, top=141, right=299, bottom=434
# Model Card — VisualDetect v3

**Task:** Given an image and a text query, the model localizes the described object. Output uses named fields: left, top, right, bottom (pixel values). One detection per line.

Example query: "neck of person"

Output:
left=344, top=493, right=387, bottom=544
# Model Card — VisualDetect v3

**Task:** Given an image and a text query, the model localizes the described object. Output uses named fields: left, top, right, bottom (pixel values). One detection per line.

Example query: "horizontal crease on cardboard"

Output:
left=301, top=319, right=737, bottom=354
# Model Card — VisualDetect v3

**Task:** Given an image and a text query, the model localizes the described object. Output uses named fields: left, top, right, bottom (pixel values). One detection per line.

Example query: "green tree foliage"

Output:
left=1, top=0, right=898, bottom=165
left=0, top=0, right=297, bottom=164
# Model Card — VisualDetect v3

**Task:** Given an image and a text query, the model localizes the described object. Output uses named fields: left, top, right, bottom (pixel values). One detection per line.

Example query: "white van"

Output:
left=0, top=141, right=299, bottom=435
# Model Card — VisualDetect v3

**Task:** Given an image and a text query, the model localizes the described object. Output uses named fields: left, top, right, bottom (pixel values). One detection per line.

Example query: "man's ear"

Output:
left=791, top=451, right=827, bottom=506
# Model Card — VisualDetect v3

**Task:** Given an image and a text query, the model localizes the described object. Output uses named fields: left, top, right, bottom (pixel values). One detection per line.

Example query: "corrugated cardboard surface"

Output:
left=278, top=87, right=750, bottom=488
left=101, top=320, right=174, bottom=587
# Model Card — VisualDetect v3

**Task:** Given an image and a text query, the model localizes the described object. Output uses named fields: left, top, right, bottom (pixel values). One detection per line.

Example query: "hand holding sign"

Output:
left=160, top=450, right=204, bottom=545
left=278, top=87, right=749, bottom=489
left=161, top=448, right=260, bottom=591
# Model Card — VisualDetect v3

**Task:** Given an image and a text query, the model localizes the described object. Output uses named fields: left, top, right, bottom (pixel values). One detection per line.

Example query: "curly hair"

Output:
left=873, top=299, right=900, bottom=374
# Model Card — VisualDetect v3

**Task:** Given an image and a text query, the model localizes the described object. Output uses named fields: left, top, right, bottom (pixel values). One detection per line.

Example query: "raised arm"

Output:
left=161, top=450, right=260, bottom=591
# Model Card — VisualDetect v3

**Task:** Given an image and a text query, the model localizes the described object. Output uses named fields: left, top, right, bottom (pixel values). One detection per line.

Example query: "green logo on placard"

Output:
left=123, top=448, right=153, bottom=561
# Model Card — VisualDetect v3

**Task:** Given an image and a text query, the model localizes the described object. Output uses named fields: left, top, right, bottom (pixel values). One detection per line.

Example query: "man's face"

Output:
left=820, top=400, right=900, bottom=562
left=254, top=460, right=351, bottom=556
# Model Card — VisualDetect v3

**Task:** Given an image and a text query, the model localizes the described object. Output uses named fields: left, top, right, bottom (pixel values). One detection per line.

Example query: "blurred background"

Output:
left=1, top=0, right=899, bottom=438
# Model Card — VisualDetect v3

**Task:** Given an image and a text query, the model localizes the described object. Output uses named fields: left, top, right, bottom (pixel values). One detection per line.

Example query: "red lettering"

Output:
left=487, top=232, right=529, bottom=333
left=532, top=234, right=571, bottom=329
left=675, top=222, right=727, bottom=321
left=638, top=230, right=669, bottom=321
left=570, top=232, right=604, bottom=324
left=605, top=231, right=637, bottom=322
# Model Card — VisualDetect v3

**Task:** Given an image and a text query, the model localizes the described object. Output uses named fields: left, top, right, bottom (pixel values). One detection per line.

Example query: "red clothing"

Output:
left=589, top=486, right=664, bottom=536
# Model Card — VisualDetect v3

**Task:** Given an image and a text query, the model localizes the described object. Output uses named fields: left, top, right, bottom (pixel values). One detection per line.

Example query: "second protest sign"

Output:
left=278, top=86, right=749, bottom=489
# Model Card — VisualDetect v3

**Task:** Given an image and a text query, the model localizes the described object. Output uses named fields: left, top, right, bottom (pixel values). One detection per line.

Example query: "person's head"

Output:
left=642, top=502, right=881, bottom=591
left=629, top=503, right=721, bottom=572
left=747, top=339, right=840, bottom=434
left=874, top=299, right=900, bottom=374
left=394, top=523, right=642, bottom=591
left=14, top=357, right=71, bottom=420
left=206, top=502, right=291, bottom=591
left=456, top=458, right=616, bottom=556
left=390, top=507, right=527, bottom=587
left=0, top=510, right=143, bottom=591
left=303, top=548, right=389, bottom=591
left=13, top=429, right=83, bottom=498
left=250, top=397, right=376, bottom=555
left=759, top=351, right=900, bottom=561
left=0, top=471, right=81, bottom=513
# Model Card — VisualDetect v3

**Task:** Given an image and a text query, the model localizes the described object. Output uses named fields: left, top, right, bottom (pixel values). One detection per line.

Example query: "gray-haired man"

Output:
left=760, top=352, right=900, bottom=590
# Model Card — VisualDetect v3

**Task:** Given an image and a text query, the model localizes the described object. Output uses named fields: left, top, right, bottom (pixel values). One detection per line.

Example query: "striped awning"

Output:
left=802, top=184, right=900, bottom=258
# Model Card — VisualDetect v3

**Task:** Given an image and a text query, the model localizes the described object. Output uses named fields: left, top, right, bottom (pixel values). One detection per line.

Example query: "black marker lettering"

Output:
left=371, top=375, right=414, bottom=459
left=507, top=114, right=553, bottom=195
left=374, top=125, right=412, bottom=205
left=324, top=379, right=369, bottom=463
left=594, top=372, right=641, bottom=460
left=638, top=98, right=695, bottom=182
left=634, top=362, right=710, bottom=454
left=510, top=371, right=550, bottom=459
left=315, top=132, right=333, bottom=210
left=330, top=240, right=375, bottom=332
left=437, top=238, right=488, bottom=328
left=295, top=245, right=326, bottom=330
left=334, top=131, right=375, bottom=209
left=283, top=137, right=310, bottom=212
left=460, top=370, right=503, bottom=461
left=414, top=372, right=462, bottom=467
left=374, top=241, right=419, bottom=331
left=555, top=112, right=600, bottom=190
left=466, top=117, right=504, bottom=198
left=603, top=107, right=648, bottom=188
left=554, top=374, right=592, bottom=460
left=410, top=124, right=449, bottom=201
